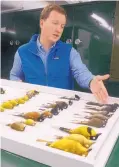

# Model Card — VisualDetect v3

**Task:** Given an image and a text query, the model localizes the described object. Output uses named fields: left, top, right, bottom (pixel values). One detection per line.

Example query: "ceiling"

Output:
left=1, top=0, right=94, bottom=14
left=1, top=1, right=67, bottom=13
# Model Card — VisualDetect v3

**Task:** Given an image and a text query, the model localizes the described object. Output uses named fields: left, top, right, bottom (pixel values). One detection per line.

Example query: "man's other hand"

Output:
left=90, top=74, right=110, bottom=104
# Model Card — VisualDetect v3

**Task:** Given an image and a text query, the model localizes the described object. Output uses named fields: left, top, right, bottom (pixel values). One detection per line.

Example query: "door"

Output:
left=72, top=1, right=116, bottom=91
left=73, top=1, right=116, bottom=75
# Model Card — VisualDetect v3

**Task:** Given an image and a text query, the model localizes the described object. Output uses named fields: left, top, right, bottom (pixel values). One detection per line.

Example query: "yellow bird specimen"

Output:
left=15, top=98, right=25, bottom=104
left=49, top=138, right=90, bottom=156
left=56, top=134, right=94, bottom=148
left=37, top=138, right=90, bottom=156
left=22, top=95, right=29, bottom=101
left=2, top=101, right=14, bottom=109
left=24, top=119, right=36, bottom=126
left=8, top=100, right=18, bottom=107
left=59, top=126, right=100, bottom=140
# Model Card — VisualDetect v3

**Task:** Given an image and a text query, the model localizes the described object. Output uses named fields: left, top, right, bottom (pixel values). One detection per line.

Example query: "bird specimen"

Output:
left=85, top=106, right=103, bottom=111
left=85, top=105, right=118, bottom=113
left=22, top=95, right=29, bottom=101
left=59, top=126, right=100, bottom=140
left=8, top=100, right=19, bottom=107
left=74, top=113, right=109, bottom=121
left=56, top=101, right=68, bottom=109
left=26, top=90, right=39, bottom=98
left=2, top=101, right=14, bottom=109
left=85, top=110, right=112, bottom=116
left=40, top=105, right=59, bottom=115
left=86, top=102, right=104, bottom=107
left=39, top=110, right=53, bottom=118
left=0, top=88, right=5, bottom=94
left=56, top=134, right=94, bottom=148
left=13, top=111, right=45, bottom=122
left=14, top=110, right=54, bottom=122
left=60, top=94, right=80, bottom=101
left=15, top=98, right=25, bottom=104
left=42, top=101, right=68, bottom=111
left=86, top=102, right=119, bottom=113
left=23, top=119, right=36, bottom=126
left=7, top=122, right=26, bottom=131
left=50, top=106, right=59, bottom=115
left=101, top=104, right=119, bottom=113
left=37, top=138, right=91, bottom=157
left=68, top=100, right=73, bottom=105
left=71, top=118, right=107, bottom=128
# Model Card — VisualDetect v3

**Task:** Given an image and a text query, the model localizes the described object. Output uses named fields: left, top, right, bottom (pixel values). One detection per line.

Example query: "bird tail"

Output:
left=59, top=127, right=71, bottom=133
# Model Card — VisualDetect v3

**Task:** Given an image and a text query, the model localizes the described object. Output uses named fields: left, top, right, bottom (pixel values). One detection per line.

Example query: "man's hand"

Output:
left=90, top=74, right=110, bottom=103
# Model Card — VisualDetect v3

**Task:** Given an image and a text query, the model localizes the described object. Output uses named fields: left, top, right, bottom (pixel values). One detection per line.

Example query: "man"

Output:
left=10, top=4, right=110, bottom=103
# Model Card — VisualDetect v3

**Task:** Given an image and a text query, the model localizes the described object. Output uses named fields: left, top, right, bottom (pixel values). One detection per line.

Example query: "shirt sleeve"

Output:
left=70, top=48, right=94, bottom=89
left=10, top=51, right=24, bottom=81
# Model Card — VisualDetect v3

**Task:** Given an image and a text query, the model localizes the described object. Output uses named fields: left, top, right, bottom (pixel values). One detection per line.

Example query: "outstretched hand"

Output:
left=90, top=74, right=110, bottom=103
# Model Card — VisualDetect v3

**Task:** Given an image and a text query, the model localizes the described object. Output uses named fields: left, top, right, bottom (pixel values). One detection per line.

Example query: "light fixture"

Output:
left=91, top=13, right=113, bottom=32
left=7, top=30, right=16, bottom=34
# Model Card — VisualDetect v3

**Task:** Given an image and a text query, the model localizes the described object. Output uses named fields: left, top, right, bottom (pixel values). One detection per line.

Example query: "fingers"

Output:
left=90, top=75, right=109, bottom=103
left=94, top=91, right=106, bottom=104
left=93, top=92, right=102, bottom=103
left=94, top=82, right=109, bottom=103
left=98, top=88, right=107, bottom=103
left=100, top=81, right=109, bottom=98
left=97, top=74, right=110, bottom=81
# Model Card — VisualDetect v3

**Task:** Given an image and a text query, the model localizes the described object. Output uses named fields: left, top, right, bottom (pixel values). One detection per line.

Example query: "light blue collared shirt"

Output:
left=10, top=37, right=94, bottom=89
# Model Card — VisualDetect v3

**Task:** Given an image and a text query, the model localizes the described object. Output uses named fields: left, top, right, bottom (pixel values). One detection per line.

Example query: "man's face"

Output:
left=40, top=10, right=66, bottom=44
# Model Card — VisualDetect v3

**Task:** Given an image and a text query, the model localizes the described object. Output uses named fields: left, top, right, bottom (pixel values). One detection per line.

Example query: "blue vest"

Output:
left=18, top=34, right=73, bottom=89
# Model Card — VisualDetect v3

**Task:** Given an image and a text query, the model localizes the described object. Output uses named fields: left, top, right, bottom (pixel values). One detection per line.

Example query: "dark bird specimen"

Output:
left=60, top=94, right=80, bottom=101
left=40, top=105, right=59, bottom=115
left=42, top=101, right=68, bottom=111
left=71, top=118, right=107, bottom=128
left=86, top=102, right=104, bottom=107
left=101, top=103, right=119, bottom=113
left=26, top=90, right=39, bottom=98
left=0, top=88, right=5, bottom=94
left=74, top=113, right=109, bottom=121
left=56, top=101, right=68, bottom=109
left=85, top=110, right=113, bottom=116
left=86, top=102, right=119, bottom=113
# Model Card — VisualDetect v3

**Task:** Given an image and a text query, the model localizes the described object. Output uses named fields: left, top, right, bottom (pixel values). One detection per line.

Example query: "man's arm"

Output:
left=10, top=51, right=24, bottom=81
left=70, top=48, right=94, bottom=89
left=70, top=48, right=109, bottom=103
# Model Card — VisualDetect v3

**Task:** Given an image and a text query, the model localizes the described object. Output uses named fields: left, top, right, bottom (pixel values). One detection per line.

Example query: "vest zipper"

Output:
left=45, top=70, right=48, bottom=86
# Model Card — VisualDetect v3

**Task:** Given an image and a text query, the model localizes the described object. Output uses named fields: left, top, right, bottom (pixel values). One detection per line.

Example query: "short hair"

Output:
left=40, top=4, right=67, bottom=20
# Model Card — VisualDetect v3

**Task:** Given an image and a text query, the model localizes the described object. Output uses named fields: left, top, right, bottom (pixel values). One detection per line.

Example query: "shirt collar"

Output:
left=37, top=36, right=56, bottom=52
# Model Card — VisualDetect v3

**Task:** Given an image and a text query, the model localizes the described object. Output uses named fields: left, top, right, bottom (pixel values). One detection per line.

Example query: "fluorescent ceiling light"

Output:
left=7, top=30, right=16, bottom=34
left=91, top=13, right=113, bottom=32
